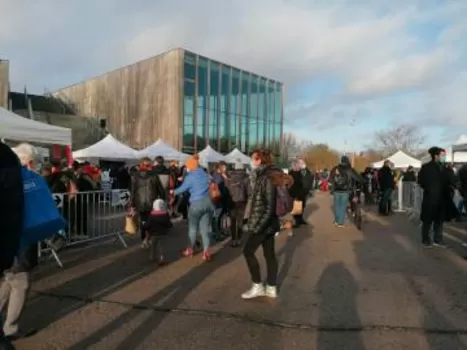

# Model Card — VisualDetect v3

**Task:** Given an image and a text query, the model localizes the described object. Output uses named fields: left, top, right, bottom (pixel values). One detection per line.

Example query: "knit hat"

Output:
left=234, top=158, right=244, bottom=170
left=186, top=154, right=199, bottom=171
left=152, top=198, right=167, bottom=212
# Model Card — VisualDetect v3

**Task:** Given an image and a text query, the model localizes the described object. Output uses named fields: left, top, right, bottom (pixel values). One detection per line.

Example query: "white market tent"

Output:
left=73, top=134, right=138, bottom=160
left=136, top=138, right=189, bottom=161
left=0, top=107, right=71, bottom=145
left=198, top=145, right=226, bottom=165
left=224, top=148, right=251, bottom=164
left=372, top=150, right=422, bottom=169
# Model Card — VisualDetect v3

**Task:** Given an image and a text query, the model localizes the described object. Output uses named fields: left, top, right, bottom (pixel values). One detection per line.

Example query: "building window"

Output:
left=184, top=52, right=196, bottom=80
left=196, top=57, right=208, bottom=151
left=240, top=72, right=250, bottom=153
left=231, top=69, right=240, bottom=149
left=209, top=61, right=219, bottom=146
left=258, top=78, right=267, bottom=147
left=183, top=80, right=195, bottom=153
left=219, top=65, right=230, bottom=153
left=267, top=81, right=275, bottom=147
left=248, top=75, right=258, bottom=152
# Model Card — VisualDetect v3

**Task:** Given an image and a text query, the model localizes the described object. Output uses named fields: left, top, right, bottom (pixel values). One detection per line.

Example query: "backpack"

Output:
left=227, top=174, right=247, bottom=203
left=276, top=185, right=293, bottom=217
left=209, top=182, right=221, bottom=200
left=333, top=167, right=349, bottom=191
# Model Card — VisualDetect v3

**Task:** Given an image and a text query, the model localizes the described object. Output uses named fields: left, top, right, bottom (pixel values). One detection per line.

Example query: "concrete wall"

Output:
left=14, top=109, right=103, bottom=150
left=54, top=49, right=183, bottom=149
left=0, top=60, right=9, bottom=109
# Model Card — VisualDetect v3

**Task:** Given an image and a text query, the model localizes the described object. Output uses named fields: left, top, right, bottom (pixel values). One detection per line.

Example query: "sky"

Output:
left=1, top=0, right=466, bottom=151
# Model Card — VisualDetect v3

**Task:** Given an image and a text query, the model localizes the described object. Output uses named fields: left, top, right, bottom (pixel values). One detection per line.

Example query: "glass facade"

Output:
left=182, top=51, right=283, bottom=156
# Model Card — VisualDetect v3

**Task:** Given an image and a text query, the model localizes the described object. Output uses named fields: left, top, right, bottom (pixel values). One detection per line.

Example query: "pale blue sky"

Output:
left=1, top=0, right=466, bottom=151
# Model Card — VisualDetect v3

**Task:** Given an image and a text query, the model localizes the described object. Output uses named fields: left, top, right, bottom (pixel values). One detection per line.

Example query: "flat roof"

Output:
left=55, top=47, right=282, bottom=92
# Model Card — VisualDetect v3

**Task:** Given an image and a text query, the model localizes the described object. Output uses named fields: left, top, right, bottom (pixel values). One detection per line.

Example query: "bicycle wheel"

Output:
left=354, top=204, right=363, bottom=230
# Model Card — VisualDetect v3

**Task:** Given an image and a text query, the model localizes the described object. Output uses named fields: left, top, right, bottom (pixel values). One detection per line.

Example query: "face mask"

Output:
left=251, top=161, right=258, bottom=170
left=440, top=155, right=447, bottom=163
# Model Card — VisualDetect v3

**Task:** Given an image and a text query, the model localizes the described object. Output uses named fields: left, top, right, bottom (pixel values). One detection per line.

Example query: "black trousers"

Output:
left=230, top=203, right=246, bottom=241
left=243, top=232, right=277, bottom=286
left=421, top=220, right=444, bottom=244
left=139, top=211, right=150, bottom=241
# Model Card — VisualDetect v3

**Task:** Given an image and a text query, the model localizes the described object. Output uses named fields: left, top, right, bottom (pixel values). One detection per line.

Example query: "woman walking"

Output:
left=174, top=155, right=213, bottom=261
left=242, top=149, right=281, bottom=299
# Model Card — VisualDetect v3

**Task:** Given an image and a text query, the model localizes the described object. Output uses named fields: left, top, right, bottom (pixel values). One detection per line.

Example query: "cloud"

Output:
left=1, top=0, right=466, bottom=147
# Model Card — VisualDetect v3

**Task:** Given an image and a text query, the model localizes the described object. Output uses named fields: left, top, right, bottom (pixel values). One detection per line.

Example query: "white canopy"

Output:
left=224, top=148, right=251, bottom=164
left=0, top=107, right=71, bottom=145
left=198, top=145, right=226, bottom=165
left=73, top=134, right=138, bottom=160
left=372, top=150, right=421, bottom=169
left=136, top=138, right=189, bottom=161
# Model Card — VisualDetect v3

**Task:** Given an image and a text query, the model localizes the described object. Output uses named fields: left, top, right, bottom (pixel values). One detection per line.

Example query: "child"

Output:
left=142, top=199, right=173, bottom=264
left=272, top=172, right=296, bottom=237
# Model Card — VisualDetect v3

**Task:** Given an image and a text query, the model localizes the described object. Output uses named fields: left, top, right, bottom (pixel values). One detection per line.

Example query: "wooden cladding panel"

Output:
left=0, top=60, right=9, bottom=109
left=54, top=49, right=182, bottom=149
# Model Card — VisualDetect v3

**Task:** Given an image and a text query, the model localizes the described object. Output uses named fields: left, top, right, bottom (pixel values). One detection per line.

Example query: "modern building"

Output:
left=54, top=48, right=284, bottom=156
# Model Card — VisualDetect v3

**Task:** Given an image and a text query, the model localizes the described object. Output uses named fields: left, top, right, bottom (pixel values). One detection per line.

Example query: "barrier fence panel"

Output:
left=39, top=189, right=131, bottom=267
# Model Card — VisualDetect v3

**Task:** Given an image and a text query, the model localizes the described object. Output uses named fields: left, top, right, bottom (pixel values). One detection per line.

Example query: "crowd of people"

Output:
left=3, top=140, right=467, bottom=349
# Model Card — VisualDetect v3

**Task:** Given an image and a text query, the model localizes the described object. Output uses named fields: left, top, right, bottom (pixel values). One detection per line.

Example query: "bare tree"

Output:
left=372, top=124, right=425, bottom=157
left=280, top=133, right=312, bottom=165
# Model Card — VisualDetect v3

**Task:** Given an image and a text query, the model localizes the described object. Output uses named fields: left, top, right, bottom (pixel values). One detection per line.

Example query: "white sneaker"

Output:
left=241, top=283, right=265, bottom=299
left=264, top=285, right=278, bottom=298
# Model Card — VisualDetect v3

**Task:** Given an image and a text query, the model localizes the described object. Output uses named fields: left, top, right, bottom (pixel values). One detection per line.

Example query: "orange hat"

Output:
left=186, top=154, right=199, bottom=171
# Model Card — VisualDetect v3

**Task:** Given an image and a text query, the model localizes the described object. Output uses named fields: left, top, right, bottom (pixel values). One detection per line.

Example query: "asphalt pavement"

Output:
left=13, top=193, right=467, bottom=349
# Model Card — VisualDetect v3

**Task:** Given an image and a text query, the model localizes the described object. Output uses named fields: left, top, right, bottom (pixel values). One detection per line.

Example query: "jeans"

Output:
left=379, top=189, right=393, bottom=214
left=212, top=207, right=224, bottom=237
left=243, top=232, right=277, bottom=286
left=0, top=272, right=30, bottom=336
left=188, top=196, right=213, bottom=251
left=333, top=191, right=349, bottom=225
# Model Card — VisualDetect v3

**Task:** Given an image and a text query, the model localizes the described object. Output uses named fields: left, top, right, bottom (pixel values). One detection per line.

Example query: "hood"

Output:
left=340, top=155, right=351, bottom=166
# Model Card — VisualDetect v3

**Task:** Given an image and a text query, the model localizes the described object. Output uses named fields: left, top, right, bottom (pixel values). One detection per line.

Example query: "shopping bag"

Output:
left=290, top=200, right=303, bottom=215
left=125, top=215, right=138, bottom=236
left=20, top=167, right=66, bottom=250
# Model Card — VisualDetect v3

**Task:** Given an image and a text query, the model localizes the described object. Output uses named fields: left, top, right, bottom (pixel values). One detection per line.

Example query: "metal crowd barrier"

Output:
left=39, top=189, right=132, bottom=267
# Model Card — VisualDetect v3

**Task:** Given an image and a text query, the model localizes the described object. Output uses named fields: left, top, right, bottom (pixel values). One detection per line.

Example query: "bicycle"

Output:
left=348, top=188, right=363, bottom=230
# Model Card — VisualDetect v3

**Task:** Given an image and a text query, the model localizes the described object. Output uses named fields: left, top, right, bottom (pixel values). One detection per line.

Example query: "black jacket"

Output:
left=378, top=166, right=395, bottom=190
left=458, top=164, right=467, bottom=197
left=0, top=143, right=24, bottom=273
left=329, top=163, right=365, bottom=191
left=402, top=170, right=417, bottom=182
left=142, top=212, right=173, bottom=236
left=418, top=160, right=451, bottom=222
left=130, top=167, right=166, bottom=212
left=245, top=166, right=281, bottom=236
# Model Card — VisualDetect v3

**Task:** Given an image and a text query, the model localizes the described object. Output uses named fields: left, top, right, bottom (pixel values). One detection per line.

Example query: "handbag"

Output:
left=290, top=200, right=303, bottom=215
left=125, top=215, right=138, bottom=236
left=20, top=167, right=66, bottom=250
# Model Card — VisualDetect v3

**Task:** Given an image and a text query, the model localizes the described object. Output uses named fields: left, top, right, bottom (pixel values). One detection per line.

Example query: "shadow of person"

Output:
left=317, top=262, right=364, bottom=350
left=68, top=244, right=242, bottom=350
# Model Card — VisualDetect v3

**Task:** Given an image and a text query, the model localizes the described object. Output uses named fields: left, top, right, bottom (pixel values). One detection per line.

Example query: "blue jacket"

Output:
left=174, top=168, right=210, bottom=203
